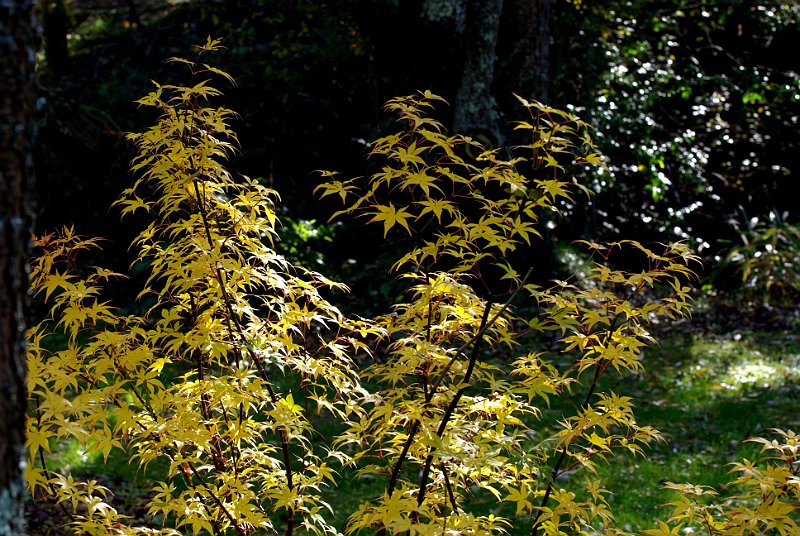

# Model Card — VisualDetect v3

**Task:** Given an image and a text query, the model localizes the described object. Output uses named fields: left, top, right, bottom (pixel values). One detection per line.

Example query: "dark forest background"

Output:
left=35, top=0, right=800, bottom=314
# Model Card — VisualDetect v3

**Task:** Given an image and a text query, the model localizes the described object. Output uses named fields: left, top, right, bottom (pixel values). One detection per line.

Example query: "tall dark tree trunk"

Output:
left=445, top=0, right=552, bottom=146
left=498, top=0, right=551, bottom=103
left=452, top=0, right=504, bottom=146
left=0, top=1, right=38, bottom=532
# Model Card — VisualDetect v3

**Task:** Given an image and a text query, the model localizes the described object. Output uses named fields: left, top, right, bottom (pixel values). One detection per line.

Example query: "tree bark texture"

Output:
left=421, top=0, right=467, bottom=33
left=452, top=0, right=504, bottom=146
left=0, top=1, right=37, bottom=533
left=497, top=0, right=551, bottom=103
left=425, top=0, right=552, bottom=145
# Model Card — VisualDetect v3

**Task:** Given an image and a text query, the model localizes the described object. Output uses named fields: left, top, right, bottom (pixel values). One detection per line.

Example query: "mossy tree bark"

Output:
left=440, top=0, right=551, bottom=148
left=0, top=1, right=38, bottom=532
left=452, top=0, right=504, bottom=146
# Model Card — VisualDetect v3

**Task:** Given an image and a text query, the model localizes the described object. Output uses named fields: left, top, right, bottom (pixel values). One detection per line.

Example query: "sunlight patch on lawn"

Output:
left=682, top=337, right=800, bottom=395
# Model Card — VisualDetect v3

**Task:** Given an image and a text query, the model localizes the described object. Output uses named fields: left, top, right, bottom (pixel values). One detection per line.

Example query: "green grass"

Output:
left=559, top=330, right=800, bottom=531
left=33, top=329, right=800, bottom=534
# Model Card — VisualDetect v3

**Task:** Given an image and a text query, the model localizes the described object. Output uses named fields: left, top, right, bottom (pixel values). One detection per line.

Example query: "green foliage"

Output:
left=573, top=1, right=800, bottom=254
left=724, top=210, right=800, bottom=305
left=26, top=44, right=798, bottom=536
left=274, top=214, right=340, bottom=270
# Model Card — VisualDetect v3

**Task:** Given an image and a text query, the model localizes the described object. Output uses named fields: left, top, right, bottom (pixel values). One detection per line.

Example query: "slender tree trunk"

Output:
left=0, top=1, right=38, bottom=532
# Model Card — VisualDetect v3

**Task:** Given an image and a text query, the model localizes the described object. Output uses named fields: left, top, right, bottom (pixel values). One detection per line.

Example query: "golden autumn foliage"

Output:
left=27, top=38, right=382, bottom=536
left=26, top=40, right=798, bottom=536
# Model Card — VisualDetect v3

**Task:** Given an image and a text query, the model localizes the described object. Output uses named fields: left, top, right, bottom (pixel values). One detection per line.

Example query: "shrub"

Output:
left=27, top=39, right=383, bottom=536
left=317, top=90, right=697, bottom=535
left=653, top=430, right=800, bottom=535
left=724, top=210, right=800, bottom=306
left=26, top=41, right=797, bottom=536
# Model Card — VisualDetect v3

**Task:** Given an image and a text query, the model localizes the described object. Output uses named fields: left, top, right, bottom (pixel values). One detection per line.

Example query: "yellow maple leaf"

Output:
left=368, top=203, right=413, bottom=237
